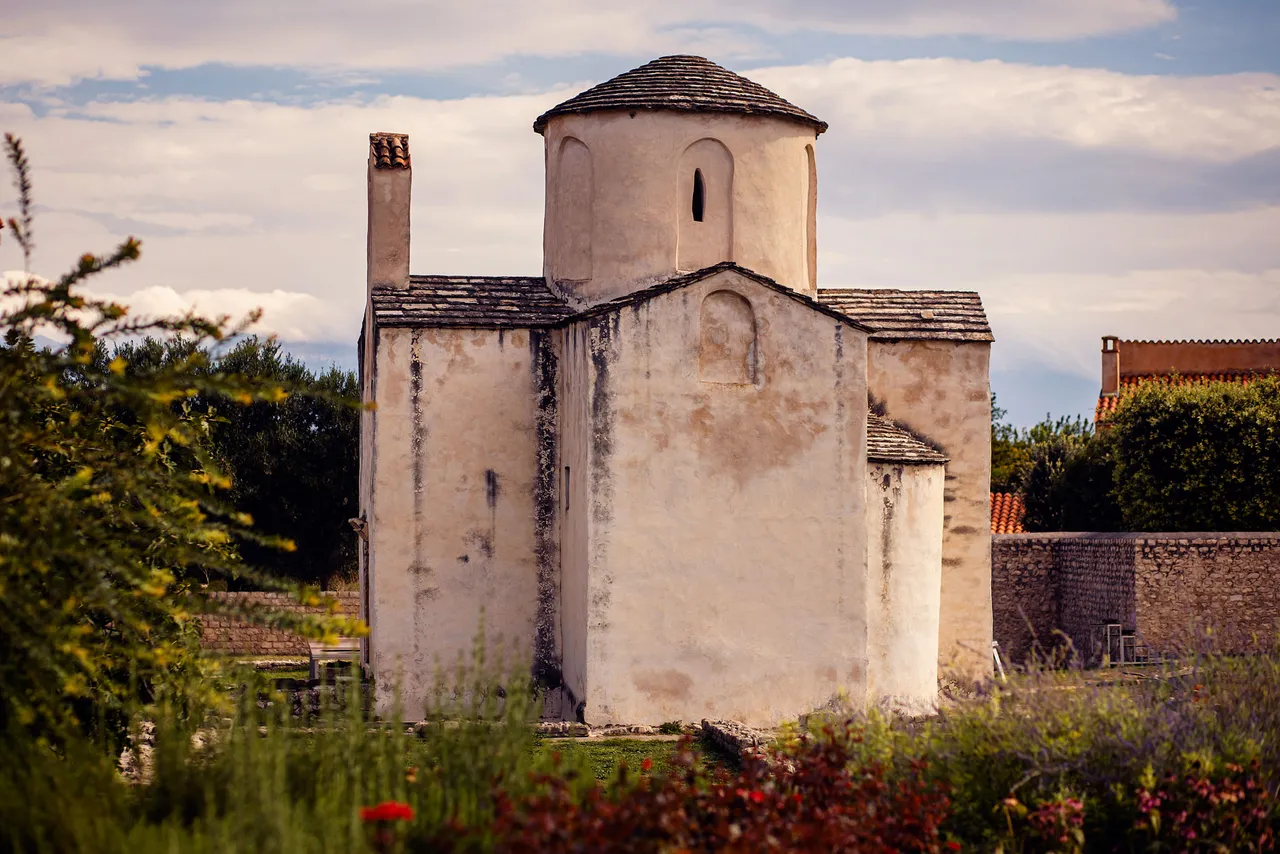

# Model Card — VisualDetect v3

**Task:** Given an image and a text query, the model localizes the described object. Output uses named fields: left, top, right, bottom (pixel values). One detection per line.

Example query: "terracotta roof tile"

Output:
left=371, top=276, right=571, bottom=328
left=1095, top=371, right=1275, bottom=422
left=991, top=492, right=1026, bottom=534
left=867, top=414, right=948, bottom=465
left=818, top=289, right=993, bottom=342
left=370, top=132, right=409, bottom=170
left=1118, top=338, right=1280, bottom=345
left=534, top=55, right=827, bottom=134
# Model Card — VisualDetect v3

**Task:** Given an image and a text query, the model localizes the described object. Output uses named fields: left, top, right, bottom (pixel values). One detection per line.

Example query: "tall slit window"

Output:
left=692, top=169, right=705, bottom=222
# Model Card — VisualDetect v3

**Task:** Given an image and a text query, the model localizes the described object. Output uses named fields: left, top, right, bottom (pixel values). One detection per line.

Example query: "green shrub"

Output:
left=1109, top=375, right=1280, bottom=531
left=1, top=667, right=544, bottom=853
left=813, top=647, right=1280, bottom=850
left=1020, top=432, right=1121, bottom=533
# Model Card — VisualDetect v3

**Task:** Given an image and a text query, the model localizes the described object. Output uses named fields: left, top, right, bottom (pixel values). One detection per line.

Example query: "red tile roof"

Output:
left=1095, top=371, right=1273, bottom=422
left=991, top=492, right=1026, bottom=534
left=370, top=132, right=409, bottom=170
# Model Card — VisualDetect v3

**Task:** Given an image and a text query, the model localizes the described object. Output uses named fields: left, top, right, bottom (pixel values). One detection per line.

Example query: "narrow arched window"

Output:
left=678, top=139, right=732, bottom=271
left=692, top=169, right=705, bottom=222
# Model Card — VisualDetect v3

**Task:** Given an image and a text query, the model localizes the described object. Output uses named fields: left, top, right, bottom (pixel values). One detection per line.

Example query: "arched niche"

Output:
left=552, top=136, right=593, bottom=282
left=678, top=138, right=733, bottom=272
left=805, top=144, right=817, bottom=292
left=699, top=290, right=757, bottom=384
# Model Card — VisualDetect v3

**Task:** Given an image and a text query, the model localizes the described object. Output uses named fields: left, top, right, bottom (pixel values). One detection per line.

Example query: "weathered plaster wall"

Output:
left=865, top=340, right=992, bottom=680
left=367, top=327, right=545, bottom=715
left=542, top=112, right=819, bottom=303
left=866, top=462, right=945, bottom=712
left=572, top=269, right=869, bottom=727
left=558, top=325, right=590, bottom=720
left=358, top=311, right=377, bottom=666
left=993, top=534, right=1280, bottom=666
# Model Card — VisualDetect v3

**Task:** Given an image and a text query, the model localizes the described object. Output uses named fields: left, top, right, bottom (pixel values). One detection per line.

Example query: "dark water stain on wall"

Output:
left=409, top=330, right=430, bottom=664
left=530, top=329, right=564, bottom=696
left=484, top=469, right=501, bottom=508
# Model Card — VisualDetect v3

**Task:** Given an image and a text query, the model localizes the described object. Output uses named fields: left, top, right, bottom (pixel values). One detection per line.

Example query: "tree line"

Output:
left=992, top=379, right=1280, bottom=533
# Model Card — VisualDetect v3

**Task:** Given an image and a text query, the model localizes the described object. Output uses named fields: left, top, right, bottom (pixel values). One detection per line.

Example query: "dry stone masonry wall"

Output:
left=199, top=592, right=360, bottom=656
left=993, top=534, right=1280, bottom=665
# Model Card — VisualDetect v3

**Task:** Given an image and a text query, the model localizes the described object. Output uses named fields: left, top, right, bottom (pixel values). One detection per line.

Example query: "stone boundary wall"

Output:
left=993, top=533, right=1280, bottom=665
left=199, top=592, right=360, bottom=656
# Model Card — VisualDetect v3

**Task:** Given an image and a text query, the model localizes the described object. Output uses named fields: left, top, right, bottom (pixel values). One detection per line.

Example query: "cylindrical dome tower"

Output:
left=535, top=55, right=827, bottom=305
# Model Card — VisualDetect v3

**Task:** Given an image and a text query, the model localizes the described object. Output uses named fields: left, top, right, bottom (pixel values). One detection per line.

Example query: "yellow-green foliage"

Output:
left=0, top=134, right=363, bottom=743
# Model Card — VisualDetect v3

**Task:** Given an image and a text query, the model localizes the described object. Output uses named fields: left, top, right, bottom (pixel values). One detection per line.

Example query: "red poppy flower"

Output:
left=640, top=758, right=653, bottom=772
left=749, top=790, right=765, bottom=804
left=360, top=801, right=415, bottom=822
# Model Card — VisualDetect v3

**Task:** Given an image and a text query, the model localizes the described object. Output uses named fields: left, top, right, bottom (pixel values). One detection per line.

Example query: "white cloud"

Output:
left=1, top=0, right=1177, bottom=86
left=88, top=285, right=351, bottom=343
left=2, top=56, right=1276, bottom=388
left=753, top=59, right=1280, bottom=162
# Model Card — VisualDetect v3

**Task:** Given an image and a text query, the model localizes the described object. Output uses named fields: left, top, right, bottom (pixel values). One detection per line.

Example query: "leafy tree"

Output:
left=1108, top=375, right=1280, bottom=531
left=990, top=394, right=1093, bottom=494
left=101, top=336, right=360, bottom=587
left=0, top=134, right=363, bottom=743
left=1020, top=431, right=1121, bottom=532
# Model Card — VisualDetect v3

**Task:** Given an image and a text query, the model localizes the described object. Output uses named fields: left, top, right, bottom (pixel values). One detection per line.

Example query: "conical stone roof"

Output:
left=533, top=55, right=827, bottom=134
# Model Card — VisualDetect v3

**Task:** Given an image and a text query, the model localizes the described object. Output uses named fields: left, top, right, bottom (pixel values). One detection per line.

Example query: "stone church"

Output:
left=357, top=56, right=994, bottom=726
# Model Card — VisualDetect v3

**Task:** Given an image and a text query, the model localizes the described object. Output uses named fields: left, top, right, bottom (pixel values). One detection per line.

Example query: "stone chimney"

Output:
left=367, top=132, right=411, bottom=292
left=1100, top=335, right=1120, bottom=395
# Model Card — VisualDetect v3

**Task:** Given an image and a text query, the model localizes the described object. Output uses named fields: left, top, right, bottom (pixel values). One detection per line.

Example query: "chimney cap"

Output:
left=370, top=132, right=410, bottom=170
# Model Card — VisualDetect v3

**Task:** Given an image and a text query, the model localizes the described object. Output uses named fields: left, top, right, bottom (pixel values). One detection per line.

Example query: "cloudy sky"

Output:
left=2, top=0, right=1278, bottom=425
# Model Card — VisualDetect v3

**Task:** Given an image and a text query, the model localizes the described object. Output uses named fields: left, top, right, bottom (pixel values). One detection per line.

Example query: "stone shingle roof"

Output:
left=991, top=492, right=1026, bottom=534
left=574, top=262, right=870, bottom=331
left=866, top=414, right=948, bottom=465
left=375, top=263, right=874, bottom=333
left=1095, top=371, right=1276, bottom=422
left=370, top=132, right=409, bottom=170
left=818, top=289, right=993, bottom=342
left=533, top=55, right=827, bottom=134
left=371, top=276, right=572, bottom=328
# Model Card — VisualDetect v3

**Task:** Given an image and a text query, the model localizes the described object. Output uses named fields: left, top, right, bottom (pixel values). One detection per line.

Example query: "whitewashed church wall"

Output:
left=557, top=323, right=591, bottom=720
left=866, top=461, right=945, bottom=714
left=574, top=269, right=870, bottom=727
left=865, top=340, right=993, bottom=682
left=367, top=326, right=544, bottom=717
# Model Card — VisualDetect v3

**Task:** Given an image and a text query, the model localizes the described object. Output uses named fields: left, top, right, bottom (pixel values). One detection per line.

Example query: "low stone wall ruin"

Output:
left=993, top=533, right=1280, bottom=665
left=198, top=591, right=360, bottom=656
